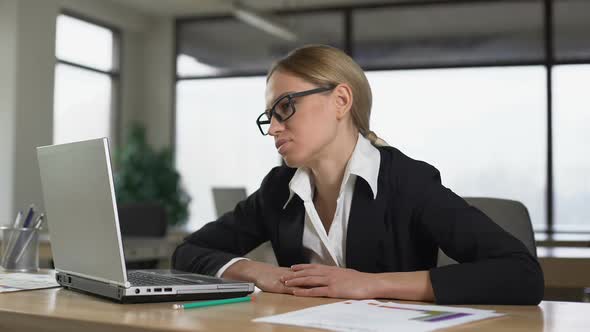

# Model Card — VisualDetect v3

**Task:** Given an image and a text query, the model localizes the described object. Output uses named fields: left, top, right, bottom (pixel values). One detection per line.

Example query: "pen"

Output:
left=172, top=296, right=254, bottom=309
left=13, top=211, right=23, bottom=228
left=22, top=204, right=36, bottom=228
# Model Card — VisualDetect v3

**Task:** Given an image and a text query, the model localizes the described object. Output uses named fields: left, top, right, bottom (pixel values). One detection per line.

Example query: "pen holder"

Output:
left=0, top=226, right=40, bottom=272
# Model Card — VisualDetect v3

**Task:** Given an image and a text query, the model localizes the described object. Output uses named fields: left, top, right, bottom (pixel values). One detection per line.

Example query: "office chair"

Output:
left=437, top=197, right=537, bottom=267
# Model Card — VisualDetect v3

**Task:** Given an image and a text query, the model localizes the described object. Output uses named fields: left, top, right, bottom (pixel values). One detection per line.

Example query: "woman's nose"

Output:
left=268, top=116, right=284, bottom=136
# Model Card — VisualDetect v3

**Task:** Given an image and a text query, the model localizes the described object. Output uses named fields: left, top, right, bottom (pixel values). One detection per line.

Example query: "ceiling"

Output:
left=107, top=0, right=430, bottom=17
left=105, top=0, right=590, bottom=73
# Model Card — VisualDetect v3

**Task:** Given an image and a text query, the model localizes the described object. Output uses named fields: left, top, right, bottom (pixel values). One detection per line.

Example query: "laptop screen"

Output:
left=37, top=138, right=128, bottom=287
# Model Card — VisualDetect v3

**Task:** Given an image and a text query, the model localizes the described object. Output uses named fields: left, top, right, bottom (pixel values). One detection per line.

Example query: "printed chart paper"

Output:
left=254, top=299, right=504, bottom=332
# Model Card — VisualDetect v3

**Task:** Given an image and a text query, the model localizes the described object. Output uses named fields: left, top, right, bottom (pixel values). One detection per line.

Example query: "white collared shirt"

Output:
left=215, top=134, right=381, bottom=276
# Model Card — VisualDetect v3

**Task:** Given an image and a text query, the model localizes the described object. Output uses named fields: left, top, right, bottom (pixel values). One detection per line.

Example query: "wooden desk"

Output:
left=538, top=247, right=590, bottom=288
left=1, top=282, right=590, bottom=332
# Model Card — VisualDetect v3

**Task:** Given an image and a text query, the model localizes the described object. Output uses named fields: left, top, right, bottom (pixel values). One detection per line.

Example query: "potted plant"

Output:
left=114, top=124, right=191, bottom=228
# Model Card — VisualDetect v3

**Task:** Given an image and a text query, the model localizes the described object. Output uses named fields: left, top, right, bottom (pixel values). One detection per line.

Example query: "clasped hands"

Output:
left=268, top=264, right=379, bottom=299
left=231, top=260, right=432, bottom=301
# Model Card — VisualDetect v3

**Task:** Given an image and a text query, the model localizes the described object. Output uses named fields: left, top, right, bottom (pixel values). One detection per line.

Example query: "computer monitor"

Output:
left=211, top=187, right=247, bottom=218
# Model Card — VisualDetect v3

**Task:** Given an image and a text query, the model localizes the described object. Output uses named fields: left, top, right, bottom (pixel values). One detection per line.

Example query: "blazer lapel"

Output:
left=276, top=196, right=307, bottom=267
left=346, top=177, right=387, bottom=272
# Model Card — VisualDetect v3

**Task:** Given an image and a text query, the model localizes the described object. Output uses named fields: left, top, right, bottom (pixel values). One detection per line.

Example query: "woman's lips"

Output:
left=275, top=139, right=289, bottom=154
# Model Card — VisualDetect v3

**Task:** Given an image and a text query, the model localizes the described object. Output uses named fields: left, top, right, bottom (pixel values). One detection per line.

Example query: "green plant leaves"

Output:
left=114, top=124, right=191, bottom=226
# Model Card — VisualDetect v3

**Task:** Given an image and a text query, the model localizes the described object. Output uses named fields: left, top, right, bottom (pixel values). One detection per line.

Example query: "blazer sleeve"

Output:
left=171, top=168, right=279, bottom=276
left=412, top=164, right=544, bottom=305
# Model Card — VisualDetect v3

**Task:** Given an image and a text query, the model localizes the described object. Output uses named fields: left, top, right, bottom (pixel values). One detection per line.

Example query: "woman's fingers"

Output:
left=281, top=270, right=323, bottom=282
left=290, top=264, right=322, bottom=271
left=284, top=276, right=328, bottom=287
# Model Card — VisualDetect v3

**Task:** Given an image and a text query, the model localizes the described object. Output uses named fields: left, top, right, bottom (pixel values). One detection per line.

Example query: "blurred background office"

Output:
left=0, top=0, right=588, bottom=300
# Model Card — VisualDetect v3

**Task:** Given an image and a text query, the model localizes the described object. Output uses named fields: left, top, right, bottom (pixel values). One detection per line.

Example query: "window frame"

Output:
left=55, top=10, right=122, bottom=148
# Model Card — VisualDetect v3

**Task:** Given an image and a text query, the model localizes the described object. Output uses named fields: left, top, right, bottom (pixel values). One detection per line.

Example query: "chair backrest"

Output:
left=437, top=197, right=537, bottom=267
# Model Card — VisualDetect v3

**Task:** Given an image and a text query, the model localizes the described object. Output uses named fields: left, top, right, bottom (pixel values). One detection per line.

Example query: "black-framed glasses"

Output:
left=256, top=86, right=335, bottom=136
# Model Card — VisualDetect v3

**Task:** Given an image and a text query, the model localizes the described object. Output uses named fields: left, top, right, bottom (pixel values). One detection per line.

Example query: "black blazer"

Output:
left=172, top=146, right=544, bottom=305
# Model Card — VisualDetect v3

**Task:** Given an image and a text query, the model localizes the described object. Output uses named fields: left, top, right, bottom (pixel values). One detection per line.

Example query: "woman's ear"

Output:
left=333, top=84, right=353, bottom=120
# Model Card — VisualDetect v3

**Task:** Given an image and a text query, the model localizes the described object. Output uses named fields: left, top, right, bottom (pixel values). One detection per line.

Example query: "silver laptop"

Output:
left=212, top=187, right=248, bottom=218
left=36, top=138, right=254, bottom=303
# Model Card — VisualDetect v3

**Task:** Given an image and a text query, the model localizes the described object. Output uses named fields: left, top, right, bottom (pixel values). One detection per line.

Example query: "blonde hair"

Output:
left=267, top=44, right=388, bottom=147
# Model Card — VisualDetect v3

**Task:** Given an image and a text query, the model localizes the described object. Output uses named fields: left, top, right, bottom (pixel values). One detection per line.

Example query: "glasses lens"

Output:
left=259, top=122, right=270, bottom=135
left=258, top=95, right=301, bottom=135
left=274, top=98, right=294, bottom=121
left=257, top=112, right=270, bottom=135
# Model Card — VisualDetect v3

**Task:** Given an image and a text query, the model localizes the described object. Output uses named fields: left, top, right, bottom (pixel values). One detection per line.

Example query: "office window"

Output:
left=366, top=67, right=547, bottom=231
left=175, top=77, right=279, bottom=230
left=175, top=1, right=590, bottom=235
left=53, top=14, right=119, bottom=144
left=553, top=65, right=590, bottom=232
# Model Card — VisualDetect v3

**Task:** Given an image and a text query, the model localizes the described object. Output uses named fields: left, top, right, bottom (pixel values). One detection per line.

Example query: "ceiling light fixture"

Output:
left=232, top=2, right=298, bottom=42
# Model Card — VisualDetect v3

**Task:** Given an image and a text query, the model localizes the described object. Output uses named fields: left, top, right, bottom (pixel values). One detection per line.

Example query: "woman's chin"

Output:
left=281, top=153, right=305, bottom=168
left=282, top=156, right=297, bottom=168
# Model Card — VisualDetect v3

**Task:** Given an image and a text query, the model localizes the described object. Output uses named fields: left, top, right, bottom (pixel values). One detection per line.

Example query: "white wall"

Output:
left=0, top=0, right=175, bottom=225
left=140, top=17, right=175, bottom=150
left=0, top=0, right=18, bottom=225
left=12, top=0, right=58, bottom=224
left=119, top=29, right=144, bottom=147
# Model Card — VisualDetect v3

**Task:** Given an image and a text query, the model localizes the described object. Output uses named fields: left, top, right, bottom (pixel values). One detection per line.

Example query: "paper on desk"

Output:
left=0, top=272, right=60, bottom=293
left=253, top=299, right=504, bottom=332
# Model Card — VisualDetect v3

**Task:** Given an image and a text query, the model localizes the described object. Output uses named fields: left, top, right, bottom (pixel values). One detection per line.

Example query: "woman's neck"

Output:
left=309, top=130, right=359, bottom=202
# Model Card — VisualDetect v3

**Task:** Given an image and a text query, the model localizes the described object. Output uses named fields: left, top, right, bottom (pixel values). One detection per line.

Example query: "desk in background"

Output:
left=538, top=247, right=590, bottom=301
left=538, top=247, right=590, bottom=289
left=31, top=235, right=179, bottom=268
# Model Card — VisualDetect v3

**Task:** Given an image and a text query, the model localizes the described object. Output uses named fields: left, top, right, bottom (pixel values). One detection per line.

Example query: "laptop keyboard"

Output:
left=127, top=271, right=204, bottom=286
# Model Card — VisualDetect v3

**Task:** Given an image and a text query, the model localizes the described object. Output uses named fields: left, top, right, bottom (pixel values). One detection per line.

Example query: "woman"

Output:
left=172, top=45, right=544, bottom=305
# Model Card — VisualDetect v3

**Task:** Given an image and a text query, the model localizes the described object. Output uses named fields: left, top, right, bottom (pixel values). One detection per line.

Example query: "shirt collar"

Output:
left=283, top=134, right=381, bottom=209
